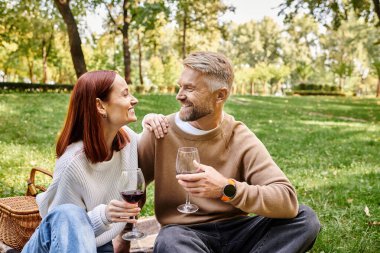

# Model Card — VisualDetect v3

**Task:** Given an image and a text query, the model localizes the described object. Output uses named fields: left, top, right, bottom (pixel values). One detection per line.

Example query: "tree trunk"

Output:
left=272, top=82, right=279, bottom=95
left=27, top=58, right=34, bottom=83
left=340, top=77, right=346, bottom=91
left=137, top=32, right=143, bottom=85
left=263, top=81, right=267, bottom=95
left=2, top=68, right=7, bottom=82
left=42, top=32, right=53, bottom=84
left=42, top=43, right=48, bottom=83
left=373, top=0, right=380, bottom=25
left=54, top=0, right=87, bottom=78
left=250, top=81, right=255, bottom=95
left=232, top=84, right=237, bottom=95
left=376, top=78, right=380, bottom=97
left=241, top=82, right=246, bottom=95
left=122, top=0, right=132, bottom=84
left=338, top=77, right=344, bottom=91
left=182, top=12, right=187, bottom=59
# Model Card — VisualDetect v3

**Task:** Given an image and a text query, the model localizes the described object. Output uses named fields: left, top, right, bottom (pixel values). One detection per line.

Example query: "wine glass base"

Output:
left=177, top=204, right=199, bottom=214
left=122, top=231, right=146, bottom=241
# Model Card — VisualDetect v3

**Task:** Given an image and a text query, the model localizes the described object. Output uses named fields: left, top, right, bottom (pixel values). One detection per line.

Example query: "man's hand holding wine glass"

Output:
left=176, top=160, right=229, bottom=199
left=105, top=199, right=141, bottom=223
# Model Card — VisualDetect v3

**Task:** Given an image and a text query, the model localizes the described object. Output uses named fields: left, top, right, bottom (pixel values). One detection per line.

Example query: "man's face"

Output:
left=176, top=67, right=215, bottom=122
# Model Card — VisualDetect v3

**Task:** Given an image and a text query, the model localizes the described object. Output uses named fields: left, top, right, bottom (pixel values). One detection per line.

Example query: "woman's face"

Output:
left=104, top=74, right=138, bottom=127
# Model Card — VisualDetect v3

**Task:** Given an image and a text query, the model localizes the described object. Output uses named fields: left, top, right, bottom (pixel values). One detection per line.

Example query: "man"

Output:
left=138, top=52, right=320, bottom=253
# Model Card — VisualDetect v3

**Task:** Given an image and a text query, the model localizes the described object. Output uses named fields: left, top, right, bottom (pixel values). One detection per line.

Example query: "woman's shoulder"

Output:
left=55, top=141, right=86, bottom=177
left=122, top=125, right=138, bottom=141
left=58, top=141, right=84, bottom=162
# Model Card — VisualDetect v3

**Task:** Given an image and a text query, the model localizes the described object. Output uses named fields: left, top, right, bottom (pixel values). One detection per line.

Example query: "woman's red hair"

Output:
left=56, top=70, right=129, bottom=163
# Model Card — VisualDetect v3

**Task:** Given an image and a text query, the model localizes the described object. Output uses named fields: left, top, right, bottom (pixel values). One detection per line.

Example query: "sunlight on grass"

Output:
left=0, top=103, right=7, bottom=113
left=301, top=120, right=370, bottom=127
left=1, top=94, right=379, bottom=252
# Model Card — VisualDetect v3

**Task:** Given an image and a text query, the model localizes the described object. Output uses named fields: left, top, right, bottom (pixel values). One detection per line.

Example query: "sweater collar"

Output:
left=174, top=112, right=225, bottom=135
left=169, top=112, right=233, bottom=141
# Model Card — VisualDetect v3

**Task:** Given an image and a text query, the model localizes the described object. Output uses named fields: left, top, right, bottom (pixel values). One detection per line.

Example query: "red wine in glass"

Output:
left=118, top=168, right=146, bottom=240
left=120, top=190, right=144, bottom=204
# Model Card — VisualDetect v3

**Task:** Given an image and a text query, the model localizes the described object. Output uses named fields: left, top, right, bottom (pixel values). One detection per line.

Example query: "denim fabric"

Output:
left=154, top=205, right=320, bottom=253
left=22, top=204, right=113, bottom=253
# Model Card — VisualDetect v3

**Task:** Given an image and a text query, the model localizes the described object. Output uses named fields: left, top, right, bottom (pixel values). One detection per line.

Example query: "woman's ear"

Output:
left=96, top=98, right=107, bottom=118
left=216, top=88, right=228, bottom=103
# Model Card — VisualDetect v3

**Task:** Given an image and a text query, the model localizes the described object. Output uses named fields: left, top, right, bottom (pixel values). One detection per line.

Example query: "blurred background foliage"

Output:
left=0, top=0, right=379, bottom=97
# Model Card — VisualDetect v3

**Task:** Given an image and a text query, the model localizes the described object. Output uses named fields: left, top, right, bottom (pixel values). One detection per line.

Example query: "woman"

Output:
left=22, top=70, right=166, bottom=253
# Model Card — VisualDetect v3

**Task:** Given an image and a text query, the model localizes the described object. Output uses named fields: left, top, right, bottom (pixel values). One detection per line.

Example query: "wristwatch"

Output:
left=221, top=178, right=237, bottom=202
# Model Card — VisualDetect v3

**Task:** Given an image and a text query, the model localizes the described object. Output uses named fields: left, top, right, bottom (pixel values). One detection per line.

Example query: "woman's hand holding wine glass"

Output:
left=105, top=199, right=140, bottom=223
left=118, top=168, right=146, bottom=240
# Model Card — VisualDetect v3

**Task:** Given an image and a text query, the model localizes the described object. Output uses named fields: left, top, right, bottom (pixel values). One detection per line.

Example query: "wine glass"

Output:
left=118, top=168, right=146, bottom=240
left=176, top=147, right=200, bottom=214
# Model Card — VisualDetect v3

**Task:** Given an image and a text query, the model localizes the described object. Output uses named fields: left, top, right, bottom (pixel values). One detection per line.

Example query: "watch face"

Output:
left=224, top=184, right=236, bottom=198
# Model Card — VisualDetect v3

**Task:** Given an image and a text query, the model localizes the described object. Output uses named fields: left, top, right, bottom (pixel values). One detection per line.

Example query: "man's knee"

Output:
left=156, top=225, right=185, bottom=243
left=154, top=225, right=190, bottom=252
left=298, top=205, right=321, bottom=239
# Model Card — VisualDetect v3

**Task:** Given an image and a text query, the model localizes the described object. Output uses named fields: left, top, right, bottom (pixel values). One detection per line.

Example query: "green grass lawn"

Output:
left=0, top=93, right=379, bottom=252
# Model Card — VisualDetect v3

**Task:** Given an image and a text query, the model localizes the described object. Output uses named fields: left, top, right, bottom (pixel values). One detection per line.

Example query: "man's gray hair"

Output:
left=183, top=52, right=234, bottom=93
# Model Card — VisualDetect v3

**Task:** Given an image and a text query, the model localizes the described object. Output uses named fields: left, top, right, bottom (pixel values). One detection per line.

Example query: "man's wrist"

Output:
left=221, top=178, right=237, bottom=202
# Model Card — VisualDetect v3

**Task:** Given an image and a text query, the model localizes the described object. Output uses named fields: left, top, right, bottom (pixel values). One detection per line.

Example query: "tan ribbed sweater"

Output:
left=138, top=113, right=298, bottom=226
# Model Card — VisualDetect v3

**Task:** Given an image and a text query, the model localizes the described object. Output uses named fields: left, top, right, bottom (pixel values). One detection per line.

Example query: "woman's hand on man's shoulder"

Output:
left=143, top=113, right=169, bottom=139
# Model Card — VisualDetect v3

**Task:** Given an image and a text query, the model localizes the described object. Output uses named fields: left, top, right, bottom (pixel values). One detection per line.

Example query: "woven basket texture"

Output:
left=0, top=196, right=41, bottom=251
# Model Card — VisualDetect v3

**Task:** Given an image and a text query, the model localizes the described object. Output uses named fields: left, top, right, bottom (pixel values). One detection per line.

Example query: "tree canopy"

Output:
left=0, top=0, right=379, bottom=96
left=279, top=0, right=380, bottom=29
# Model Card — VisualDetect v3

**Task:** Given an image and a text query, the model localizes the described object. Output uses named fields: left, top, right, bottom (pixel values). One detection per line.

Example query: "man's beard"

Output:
left=179, top=103, right=213, bottom=121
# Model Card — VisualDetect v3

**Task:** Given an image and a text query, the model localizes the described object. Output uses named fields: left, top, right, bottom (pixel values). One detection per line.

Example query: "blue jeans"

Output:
left=154, top=205, right=320, bottom=253
left=22, top=204, right=114, bottom=253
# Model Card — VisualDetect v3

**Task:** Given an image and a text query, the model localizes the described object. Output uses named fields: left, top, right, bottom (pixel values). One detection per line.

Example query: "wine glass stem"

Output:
left=186, top=193, right=191, bottom=206
left=132, top=216, right=137, bottom=232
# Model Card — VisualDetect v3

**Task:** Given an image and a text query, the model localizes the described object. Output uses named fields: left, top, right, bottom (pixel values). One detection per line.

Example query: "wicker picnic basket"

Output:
left=0, top=167, right=52, bottom=251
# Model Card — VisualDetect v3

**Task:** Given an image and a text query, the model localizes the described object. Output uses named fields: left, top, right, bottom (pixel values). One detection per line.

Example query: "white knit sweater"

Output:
left=36, top=126, right=139, bottom=247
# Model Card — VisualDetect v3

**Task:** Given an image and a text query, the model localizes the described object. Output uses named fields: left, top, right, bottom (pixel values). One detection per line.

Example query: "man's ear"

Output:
left=96, top=98, right=107, bottom=116
left=216, top=88, right=228, bottom=103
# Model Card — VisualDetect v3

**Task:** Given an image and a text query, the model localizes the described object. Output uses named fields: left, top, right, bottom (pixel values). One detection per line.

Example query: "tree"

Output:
left=0, top=0, right=60, bottom=82
left=320, top=19, right=365, bottom=90
left=53, top=0, right=87, bottom=78
left=364, top=25, right=380, bottom=96
left=101, top=0, right=134, bottom=83
left=252, top=63, right=271, bottom=95
left=282, top=14, right=319, bottom=84
left=47, top=30, right=77, bottom=84
left=132, top=1, right=169, bottom=85
left=372, top=61, right=380, bottom=97
left=279, top=0, right=380, bottom=28
left=268, top=64, right=291, bottom=94
left=87, top=32, right=124, bottom=72
left=147, top=56, right=165, bottom=89
left=234, top=67, right=256, bottom=95
left=98, top=0, right=167, bottom=84
left=226, top=18, right=283, bottom=67
left=171, top=0, right=232, bottom=59
left=162, top=55, right=181, bottom=89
